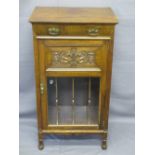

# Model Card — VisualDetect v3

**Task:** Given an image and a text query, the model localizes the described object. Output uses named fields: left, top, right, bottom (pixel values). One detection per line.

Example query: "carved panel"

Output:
left=52, top=48, right=96, bottom=67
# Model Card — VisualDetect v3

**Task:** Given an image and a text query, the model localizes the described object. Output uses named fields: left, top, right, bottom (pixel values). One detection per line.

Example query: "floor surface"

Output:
left=20, top=118, right=134, bottom=155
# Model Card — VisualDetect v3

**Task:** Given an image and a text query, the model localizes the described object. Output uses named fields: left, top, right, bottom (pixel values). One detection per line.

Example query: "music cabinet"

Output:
left=29, top=7, right=118, bottom=150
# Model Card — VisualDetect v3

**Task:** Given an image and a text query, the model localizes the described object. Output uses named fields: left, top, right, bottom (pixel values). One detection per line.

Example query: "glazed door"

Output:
left=46, top=77, right=100, bottom=125
left=38, top=38, right=110, bottom=129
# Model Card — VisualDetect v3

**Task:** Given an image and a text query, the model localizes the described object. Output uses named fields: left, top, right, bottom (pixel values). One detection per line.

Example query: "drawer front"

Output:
left=38, top=39, right=110, bottom=70
left=33, top=24, right=114, bottom=37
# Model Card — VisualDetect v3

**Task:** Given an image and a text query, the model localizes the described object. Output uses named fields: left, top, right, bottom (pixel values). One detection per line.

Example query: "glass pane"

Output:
left=47, top=77, right=99, bottom=125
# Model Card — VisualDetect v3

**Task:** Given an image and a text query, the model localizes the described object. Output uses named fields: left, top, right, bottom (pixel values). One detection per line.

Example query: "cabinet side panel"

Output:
left=33, top=34, right=43, bottom=132
left=103, top=29, right=115, bottom=130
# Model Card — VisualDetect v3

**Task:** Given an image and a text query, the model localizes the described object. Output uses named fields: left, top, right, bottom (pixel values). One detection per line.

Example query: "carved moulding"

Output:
left=52, top=48, right=96, bottom=67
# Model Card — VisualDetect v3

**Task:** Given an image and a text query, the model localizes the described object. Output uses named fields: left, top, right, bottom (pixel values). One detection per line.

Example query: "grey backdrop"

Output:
left=19, top=0, right=135, bottom=155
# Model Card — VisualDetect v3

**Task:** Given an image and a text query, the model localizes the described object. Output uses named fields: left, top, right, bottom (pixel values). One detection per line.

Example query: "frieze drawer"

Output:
left=32, top=24, right=115, bottom=37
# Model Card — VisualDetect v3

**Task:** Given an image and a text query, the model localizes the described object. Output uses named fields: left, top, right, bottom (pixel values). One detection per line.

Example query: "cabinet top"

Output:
left=29, top=7, right=118, bottom=24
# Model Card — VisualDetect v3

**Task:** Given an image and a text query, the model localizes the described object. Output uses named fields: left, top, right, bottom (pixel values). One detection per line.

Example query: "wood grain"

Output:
left=30, top=7, right=118, bottom=24
left=30, top=7, right=118, bottom=150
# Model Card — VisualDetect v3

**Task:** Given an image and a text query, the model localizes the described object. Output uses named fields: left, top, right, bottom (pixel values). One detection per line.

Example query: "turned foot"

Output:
left=101, top=139, right=107, bottom=150
left=38, top=131, right=44, bottom=150
left=38, top=140, right=44, bottom=150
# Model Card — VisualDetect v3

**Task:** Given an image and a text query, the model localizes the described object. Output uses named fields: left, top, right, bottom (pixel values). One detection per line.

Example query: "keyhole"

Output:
left=49, top=79, right=54, bottom=85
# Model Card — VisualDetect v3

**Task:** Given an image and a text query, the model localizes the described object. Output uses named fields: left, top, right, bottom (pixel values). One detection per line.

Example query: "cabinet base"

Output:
left=37, top=132, right=108, bottom=150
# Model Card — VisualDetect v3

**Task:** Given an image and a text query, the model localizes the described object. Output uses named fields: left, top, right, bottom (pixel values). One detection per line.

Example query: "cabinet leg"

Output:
left=38, top=131, right=44, bottom=150
left=38, top=140, right=44, bottom=150
left=101, top=133, right=108, bottom=150
left=101, top=139, right=107, bottom=150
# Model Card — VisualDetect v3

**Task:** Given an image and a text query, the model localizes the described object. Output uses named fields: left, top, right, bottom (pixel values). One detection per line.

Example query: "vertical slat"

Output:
left=87, top=77, right=92, bottom=124
left=72, top=78, right=75, bottom=124
left=55, top=78, right=59, bottom=125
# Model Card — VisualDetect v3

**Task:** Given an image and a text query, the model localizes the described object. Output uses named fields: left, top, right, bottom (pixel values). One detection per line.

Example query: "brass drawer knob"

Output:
left=88, top=27, right=100, bottom=36
left=48, top=27, right=60, bottom=36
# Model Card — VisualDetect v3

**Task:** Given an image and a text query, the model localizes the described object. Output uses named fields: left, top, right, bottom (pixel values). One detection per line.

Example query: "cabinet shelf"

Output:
left=46, top=67, right=102, bottom=77
left=46, top=67, right=101, bottom=72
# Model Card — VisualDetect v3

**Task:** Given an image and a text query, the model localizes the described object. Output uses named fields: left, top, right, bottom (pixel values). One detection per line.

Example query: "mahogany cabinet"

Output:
left=29, top=7, right=118, bottom=150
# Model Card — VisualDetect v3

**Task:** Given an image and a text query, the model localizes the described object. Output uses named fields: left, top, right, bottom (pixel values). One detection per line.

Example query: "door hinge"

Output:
left=40, top=82, right=44, bottom=95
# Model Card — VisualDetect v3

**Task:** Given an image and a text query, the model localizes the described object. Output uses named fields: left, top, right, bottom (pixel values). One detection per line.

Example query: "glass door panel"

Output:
left=47, top=77, right=99, bottom=125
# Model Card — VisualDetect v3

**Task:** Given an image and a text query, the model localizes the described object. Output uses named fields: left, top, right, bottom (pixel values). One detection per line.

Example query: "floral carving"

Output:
left=53, top=48, right=95, bottom=67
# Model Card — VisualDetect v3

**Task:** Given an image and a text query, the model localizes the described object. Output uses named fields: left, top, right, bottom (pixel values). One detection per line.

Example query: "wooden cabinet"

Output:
left=29, top=7, right=118, bottom=150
